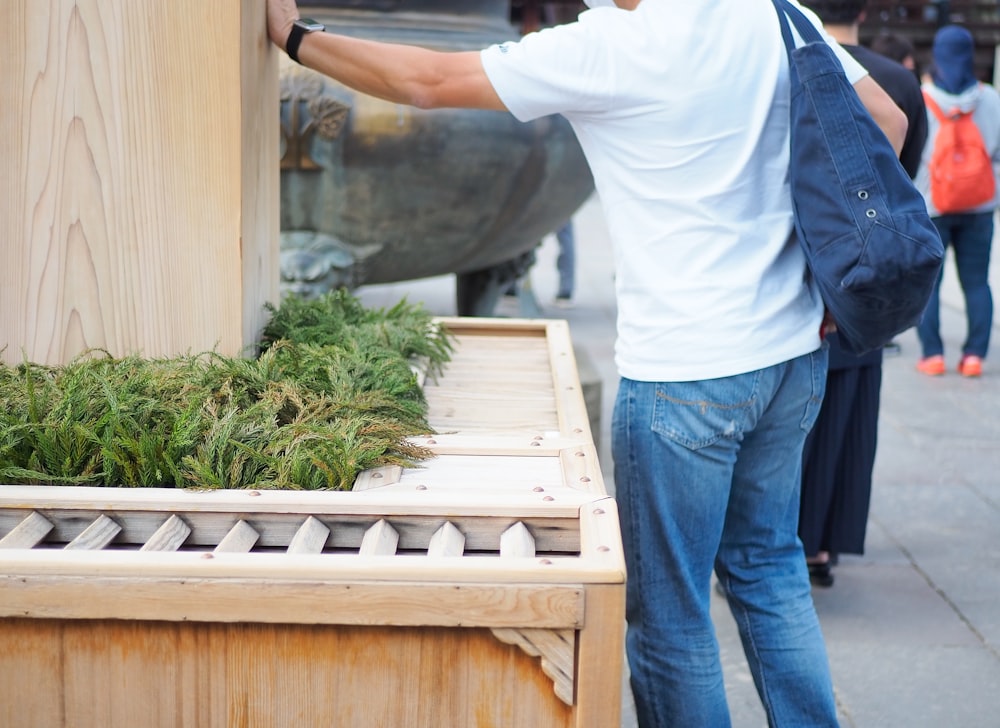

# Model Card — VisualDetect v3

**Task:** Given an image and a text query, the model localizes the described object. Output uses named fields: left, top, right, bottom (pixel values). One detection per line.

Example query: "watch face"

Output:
left=297, top=18, right=326, bottom=32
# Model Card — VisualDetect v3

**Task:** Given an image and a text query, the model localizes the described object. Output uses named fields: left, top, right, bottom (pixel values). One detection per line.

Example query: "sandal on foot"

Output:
left=808, top=561, right=834, bottom=587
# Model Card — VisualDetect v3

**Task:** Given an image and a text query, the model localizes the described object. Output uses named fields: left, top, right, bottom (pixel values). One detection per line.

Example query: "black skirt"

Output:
left=798, top=355, right=883, bottom=557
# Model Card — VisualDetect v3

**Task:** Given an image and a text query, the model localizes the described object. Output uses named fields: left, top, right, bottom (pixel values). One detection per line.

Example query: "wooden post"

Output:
left=0, top=0, right=278, bottom=366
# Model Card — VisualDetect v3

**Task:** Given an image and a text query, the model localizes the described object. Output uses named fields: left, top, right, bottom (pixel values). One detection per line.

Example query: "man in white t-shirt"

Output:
left=266, top=0, right=906, bottom=724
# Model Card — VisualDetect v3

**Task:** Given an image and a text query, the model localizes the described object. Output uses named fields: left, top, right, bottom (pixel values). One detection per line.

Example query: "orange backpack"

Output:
left=923, top=91, right=995, bottom=214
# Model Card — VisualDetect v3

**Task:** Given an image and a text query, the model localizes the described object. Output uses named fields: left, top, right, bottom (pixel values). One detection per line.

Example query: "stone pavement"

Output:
left=357, top=193, right=1000, bottom=727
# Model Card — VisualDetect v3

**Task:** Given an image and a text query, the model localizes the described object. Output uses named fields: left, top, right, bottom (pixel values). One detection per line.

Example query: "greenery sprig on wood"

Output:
left=0, top=291, right=453, bottom=491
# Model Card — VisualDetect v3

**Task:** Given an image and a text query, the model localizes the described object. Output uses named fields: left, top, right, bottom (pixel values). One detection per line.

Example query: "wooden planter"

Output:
left=0, top=318, right=625, bottom=728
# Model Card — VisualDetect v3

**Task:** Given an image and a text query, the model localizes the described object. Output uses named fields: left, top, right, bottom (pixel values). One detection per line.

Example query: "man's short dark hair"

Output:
left=803, top=0, right=868, bottom=25
left=870, top=32, right=915, bottom=65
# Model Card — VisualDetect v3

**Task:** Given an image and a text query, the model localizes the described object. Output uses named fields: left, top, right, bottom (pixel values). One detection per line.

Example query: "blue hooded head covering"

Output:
left=932, top=25, right=978, bottom=94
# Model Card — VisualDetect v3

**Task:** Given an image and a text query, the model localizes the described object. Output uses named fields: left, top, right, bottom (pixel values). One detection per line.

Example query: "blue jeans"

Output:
left=613, top=349, right=838, bottom=727
left=917, top=212, right=994, bottom=359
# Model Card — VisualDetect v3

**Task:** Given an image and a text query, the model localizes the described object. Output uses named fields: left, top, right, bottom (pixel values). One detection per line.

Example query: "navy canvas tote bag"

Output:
left=772, top=0, right=944, bottom=355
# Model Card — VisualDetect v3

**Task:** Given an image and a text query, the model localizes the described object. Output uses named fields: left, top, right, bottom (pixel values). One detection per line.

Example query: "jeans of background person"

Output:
left=612, top=349, right=837, bottom=728
left=917, top=212, right=994, bottom=359
left=555, top=220, right=575, bottom=300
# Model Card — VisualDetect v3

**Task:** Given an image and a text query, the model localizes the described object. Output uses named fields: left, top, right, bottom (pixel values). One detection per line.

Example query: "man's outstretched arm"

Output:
left=265, top=0, right=507, bottom=111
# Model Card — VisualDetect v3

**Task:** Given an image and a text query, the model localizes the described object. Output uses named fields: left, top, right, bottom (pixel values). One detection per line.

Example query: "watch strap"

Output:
left=287, top=19, right=323, bottom=65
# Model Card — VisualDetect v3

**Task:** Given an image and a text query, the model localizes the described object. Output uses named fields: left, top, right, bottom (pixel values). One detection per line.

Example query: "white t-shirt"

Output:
left=481, top=0, right=868, bottom=382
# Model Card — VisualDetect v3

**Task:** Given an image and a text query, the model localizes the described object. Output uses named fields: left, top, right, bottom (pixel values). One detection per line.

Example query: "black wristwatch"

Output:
left=286, top=18, right=325, bottom=65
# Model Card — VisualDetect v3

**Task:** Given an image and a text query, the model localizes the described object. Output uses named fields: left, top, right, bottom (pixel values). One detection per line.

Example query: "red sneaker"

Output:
left=958, top=355, right=983, bottom=378
left=916, top=355, right=946, bottom=376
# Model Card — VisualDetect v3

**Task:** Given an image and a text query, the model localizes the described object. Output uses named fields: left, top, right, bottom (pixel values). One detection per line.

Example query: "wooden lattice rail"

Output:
left=0, top=484, right=621, bottom=709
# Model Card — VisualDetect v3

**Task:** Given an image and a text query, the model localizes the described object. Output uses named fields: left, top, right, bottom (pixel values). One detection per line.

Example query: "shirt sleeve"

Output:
left=480, top=18, right=614, bottom=122
left=826, top=37, right=868, bottom=85
left=481, top=3, right=869, bottom=121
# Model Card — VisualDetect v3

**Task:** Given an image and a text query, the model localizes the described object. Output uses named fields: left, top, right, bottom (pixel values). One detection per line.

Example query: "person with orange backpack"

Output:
left=915, top=25, right=1000, bottom=378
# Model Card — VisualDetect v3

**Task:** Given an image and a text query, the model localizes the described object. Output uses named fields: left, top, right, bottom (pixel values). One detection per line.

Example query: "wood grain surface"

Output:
left=0, top=0, right=278, bottom=366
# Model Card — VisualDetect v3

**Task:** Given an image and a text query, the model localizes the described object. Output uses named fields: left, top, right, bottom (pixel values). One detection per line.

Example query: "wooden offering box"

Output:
left=0, top=318, right=625, bottom=728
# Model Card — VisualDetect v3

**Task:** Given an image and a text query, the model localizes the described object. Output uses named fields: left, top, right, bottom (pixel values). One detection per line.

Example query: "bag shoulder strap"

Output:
left=771, top=0, right=824, bottom=54
left=922, top=91, right=946, bottom=122
left=922, top=90, right=971, bottom=121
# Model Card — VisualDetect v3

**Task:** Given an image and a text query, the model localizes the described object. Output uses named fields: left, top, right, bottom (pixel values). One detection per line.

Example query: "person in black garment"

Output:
left=799, top=0, right=928, bottom=587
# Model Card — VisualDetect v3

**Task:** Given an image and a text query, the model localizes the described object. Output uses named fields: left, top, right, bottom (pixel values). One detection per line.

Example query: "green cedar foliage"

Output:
left=0, top=292, right=453, bottom=491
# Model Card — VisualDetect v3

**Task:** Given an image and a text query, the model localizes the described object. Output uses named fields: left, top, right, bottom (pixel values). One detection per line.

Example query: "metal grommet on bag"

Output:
left=866, top=209, right=877, bottom=218
left=857, top=190, right=869, bottom=200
